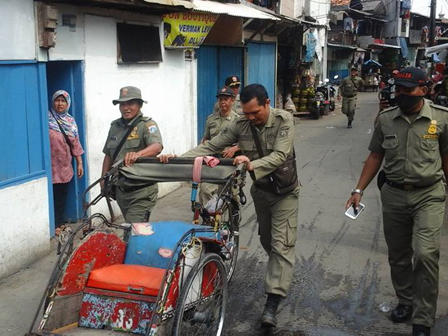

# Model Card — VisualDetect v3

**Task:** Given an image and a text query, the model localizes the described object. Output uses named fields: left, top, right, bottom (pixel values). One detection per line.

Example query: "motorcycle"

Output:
left=431, top=79, right=448, bottom=107
left=310, top=89, right=325, bottom=119
left=316, top=78, right=337, bottom=114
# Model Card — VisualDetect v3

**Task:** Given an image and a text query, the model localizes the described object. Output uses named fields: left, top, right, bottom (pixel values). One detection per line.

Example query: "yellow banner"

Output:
left=163, top=12, right=218, bottom=48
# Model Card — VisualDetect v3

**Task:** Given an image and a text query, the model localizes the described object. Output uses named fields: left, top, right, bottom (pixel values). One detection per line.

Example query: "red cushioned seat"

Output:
left=86, top=264, right=165, bottom=297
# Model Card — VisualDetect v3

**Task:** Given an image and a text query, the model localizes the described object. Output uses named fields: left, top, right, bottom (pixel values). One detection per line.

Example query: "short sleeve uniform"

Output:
left=369, top=99, right=448, bottom=186
left=203, top=110, right=239, bottom=141
left=103, top=111, right=163, bottom=163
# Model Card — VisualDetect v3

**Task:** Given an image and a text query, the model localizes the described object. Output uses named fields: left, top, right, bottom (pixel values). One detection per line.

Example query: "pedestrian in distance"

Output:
left=199, top=87, right=240, bottom=205
left=214, top=75, right=243, bottom=115
left=48, top=90, right=84, bottom=235
left=338, top=67, right=364, bottom=128
left=101, top=86, right=163, bottom=223
left=159, top=83, right=300, bottom=329
left=346, top=67, right=448, bottom=336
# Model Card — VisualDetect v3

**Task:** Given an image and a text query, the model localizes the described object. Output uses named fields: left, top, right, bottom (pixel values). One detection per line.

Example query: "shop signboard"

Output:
left=163, top=12, right=218, bottom=48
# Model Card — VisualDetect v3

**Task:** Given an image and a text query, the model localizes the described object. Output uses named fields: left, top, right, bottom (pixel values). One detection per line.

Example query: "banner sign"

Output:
left=163, top=13, right=218, bottom=48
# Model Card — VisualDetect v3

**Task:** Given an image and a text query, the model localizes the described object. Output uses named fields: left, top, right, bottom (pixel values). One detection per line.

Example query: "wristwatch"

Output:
left=351, top=188, right=364, bottom=196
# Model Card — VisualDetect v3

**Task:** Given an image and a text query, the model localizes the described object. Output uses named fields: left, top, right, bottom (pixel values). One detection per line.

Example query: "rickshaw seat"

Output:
left=86, top=264, right=165, bottom=296
left=124, top=221, right=218, bottom=269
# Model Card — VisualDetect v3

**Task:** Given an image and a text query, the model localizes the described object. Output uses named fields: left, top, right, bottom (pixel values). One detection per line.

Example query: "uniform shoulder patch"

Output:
left=110, top=117, right=122, bottom=125
left=273, top=108, right=293, bottom=122
left=145, top=119, right=158, bottom=134
left=378, top=105, right=399, bottom=116
left=429, top=100, right=448, bottom=112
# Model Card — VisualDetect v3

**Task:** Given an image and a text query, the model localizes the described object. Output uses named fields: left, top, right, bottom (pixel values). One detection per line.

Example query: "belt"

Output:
left=384, top=178, right=437, bottom=191
left=118, top=183, right=154, bottom=193
left=344, top=95, right=356, bottom=98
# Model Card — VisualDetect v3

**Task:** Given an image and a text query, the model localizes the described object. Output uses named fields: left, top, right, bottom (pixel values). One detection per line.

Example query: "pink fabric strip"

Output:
left=193, top=157, right=204, bottom=182
left=204, top=156, right=220, bottom=168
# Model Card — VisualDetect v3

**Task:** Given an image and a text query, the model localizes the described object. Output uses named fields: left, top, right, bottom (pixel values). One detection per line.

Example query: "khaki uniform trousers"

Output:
left=342, top=96, right=357, bottom=122
left=381, top=181, right=446, bottom=327
left=199, top=183, right=219, bottom=206
left=116, top=183, right=159, bottom=223
left=251, top=184, right=300, bottom=297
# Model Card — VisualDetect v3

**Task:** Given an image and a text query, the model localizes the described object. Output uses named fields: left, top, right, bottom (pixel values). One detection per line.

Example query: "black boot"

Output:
left=413, top=324, right=431, bottom=336
left=348, top=120, right=353, bottom=128
left=390, top=303, right=412, bottom=323
left=261, top=294, right=281, bottom=328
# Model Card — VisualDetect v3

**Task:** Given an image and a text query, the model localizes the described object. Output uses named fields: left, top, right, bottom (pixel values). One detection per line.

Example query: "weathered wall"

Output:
left=0, top=179, right=50, bottom=279
left=0, top=0, right=35, bottom=60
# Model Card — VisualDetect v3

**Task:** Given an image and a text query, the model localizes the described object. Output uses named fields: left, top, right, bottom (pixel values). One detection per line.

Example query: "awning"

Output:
left=192, top=0, right=280, bottom=20
left=368, top=43, right=401, bottom=49
left=328, top=43, right=357, bottom=50
left=143, top=0, right=193, bottom=9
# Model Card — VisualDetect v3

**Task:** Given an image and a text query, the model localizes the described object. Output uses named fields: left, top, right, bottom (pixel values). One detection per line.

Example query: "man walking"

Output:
left=338, top=67, right=364, bottom=128
left=160, top=84, right=299, bottom=328
left=346, top=67, right=448, bottom=336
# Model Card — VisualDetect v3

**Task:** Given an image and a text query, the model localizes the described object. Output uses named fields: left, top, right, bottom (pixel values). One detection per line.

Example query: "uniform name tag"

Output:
left=423, top=134, right=439, bottom=139
left=385, top=134, right=397, bottom=139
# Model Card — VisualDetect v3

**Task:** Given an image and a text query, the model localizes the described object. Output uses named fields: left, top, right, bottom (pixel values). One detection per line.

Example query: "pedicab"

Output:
left=26, top=157, right=247, bottom=336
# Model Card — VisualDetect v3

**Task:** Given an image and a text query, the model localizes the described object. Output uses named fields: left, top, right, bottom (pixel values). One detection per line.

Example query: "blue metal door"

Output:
left=46, top=61, right=87, bottom=223
left=246, top=42, right=276, bottom=101
left=196, top=46, right=244, bottom=142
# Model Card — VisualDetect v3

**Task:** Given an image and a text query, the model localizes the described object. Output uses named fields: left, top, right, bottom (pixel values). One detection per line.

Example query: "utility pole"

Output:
left=429, top=0, right=437, bottom=46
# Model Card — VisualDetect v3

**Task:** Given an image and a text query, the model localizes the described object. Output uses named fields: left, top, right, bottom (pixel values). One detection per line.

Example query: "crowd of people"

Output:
left=49, top=66, right=448, bottom=335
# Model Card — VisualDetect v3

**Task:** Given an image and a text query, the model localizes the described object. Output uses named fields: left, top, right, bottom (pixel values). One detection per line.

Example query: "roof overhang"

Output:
left=425, top=43, right=448, bottom=56
left=192, top=0, right=279, bottom=20
left=42, top=0, right=193, bottom=11
left=328, top=43, right=357, bottom=50
left=368, top=43, right=401, bottom=49
left=348, top=7, right=388, bottom=22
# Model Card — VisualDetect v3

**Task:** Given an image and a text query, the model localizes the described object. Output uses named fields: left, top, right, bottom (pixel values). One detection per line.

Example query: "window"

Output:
left=117, top=23, right=163, bottom=63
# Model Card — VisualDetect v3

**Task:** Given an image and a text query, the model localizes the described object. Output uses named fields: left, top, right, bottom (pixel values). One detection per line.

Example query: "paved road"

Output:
left=1, top=92, right=448, bottom=336
left=225, top=92, right=448, bottom=336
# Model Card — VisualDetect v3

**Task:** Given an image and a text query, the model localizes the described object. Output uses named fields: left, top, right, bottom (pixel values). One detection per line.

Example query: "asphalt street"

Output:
left=1, top=92, right=448, bottom=336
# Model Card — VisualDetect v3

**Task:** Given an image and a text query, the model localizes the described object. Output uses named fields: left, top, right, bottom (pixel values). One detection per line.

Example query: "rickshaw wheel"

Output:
left=172, top=253, right=228, bottom=336
left=221, top=200, right=240, bottom=281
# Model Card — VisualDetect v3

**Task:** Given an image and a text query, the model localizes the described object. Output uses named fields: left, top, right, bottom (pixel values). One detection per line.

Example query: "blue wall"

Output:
left=246, top=42, right=276, bottom=101
left=196, top=46, right=244, bottom=142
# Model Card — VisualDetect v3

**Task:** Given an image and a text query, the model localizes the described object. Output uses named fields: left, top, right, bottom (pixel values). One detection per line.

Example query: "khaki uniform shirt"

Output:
left=203, top=109, right=239, bottom=141
left=369, top=99, right=448, bottom=186
left=213, top=94, right=242, bottom=115
left=182, top=108, right=294, bottom=182
left=339, top=76, right=364, bottom=98
left=103, top=111, right=163, bottom=163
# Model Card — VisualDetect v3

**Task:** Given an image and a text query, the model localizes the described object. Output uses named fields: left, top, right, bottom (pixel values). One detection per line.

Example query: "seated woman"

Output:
left=48, top=90, right=84, bottom=234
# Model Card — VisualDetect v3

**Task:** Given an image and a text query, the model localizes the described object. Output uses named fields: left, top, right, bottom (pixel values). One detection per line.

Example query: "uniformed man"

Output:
left=338, top=67, right=364, bottom=128
left=102, top=86, right=163, bottom=223
left=160, top=84, right=300, bottom=328
left=213, top=75, right=242, bottom=115
left=199, top=87, right=240, bottom=205
left=346, top=67, right=448, bottom=336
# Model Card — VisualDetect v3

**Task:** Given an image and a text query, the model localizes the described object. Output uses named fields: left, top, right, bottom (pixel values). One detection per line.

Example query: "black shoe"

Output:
left=390, top=304, right=412, bottom=323
left=413, top=324, right=431, bottom=336
left=348, top=121, right=352, bottom=128
left=261, top=294, right=281, bottom=328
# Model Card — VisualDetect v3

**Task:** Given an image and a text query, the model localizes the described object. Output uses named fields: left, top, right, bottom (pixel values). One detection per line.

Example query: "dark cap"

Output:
left=225, top=76, right=241, bottom=87
left=394, top=67, right=427, bottom=88
left=112, top=86, right=147, bottom=105
left=216, top=87, right=235, bottom=98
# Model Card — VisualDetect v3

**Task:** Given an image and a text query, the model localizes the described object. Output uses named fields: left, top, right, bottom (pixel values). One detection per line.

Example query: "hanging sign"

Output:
left=163, top=13, right=218, bottom=48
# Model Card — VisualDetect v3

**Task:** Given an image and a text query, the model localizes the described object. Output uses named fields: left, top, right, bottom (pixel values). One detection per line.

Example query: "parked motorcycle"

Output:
left=316, top=78, right=337, bottom=113
left=310, top=89, right=325, bottom=119
left=431, top=80, right=448, bottom=107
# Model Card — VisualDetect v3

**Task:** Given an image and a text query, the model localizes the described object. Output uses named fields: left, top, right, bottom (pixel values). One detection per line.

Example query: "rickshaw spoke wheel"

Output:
left=172, top=253, right=228, bottom=336
left=220, top=201, right=240, bottom=282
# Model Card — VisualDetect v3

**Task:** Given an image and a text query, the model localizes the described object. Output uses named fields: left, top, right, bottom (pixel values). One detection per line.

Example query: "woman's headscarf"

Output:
left=48, top=90, right=79, bottom=138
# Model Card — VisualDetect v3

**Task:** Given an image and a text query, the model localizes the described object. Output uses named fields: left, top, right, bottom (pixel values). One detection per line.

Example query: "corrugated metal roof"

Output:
left=192, top=0, right=280, bottom=20
left=143, top=0, right=194, bottom=9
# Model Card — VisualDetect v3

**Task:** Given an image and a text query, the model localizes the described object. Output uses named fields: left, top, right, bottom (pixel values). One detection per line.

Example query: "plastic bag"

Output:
left=204, top=194, right=224, bottom=214
left=284, top=94, right=297, bottom=113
